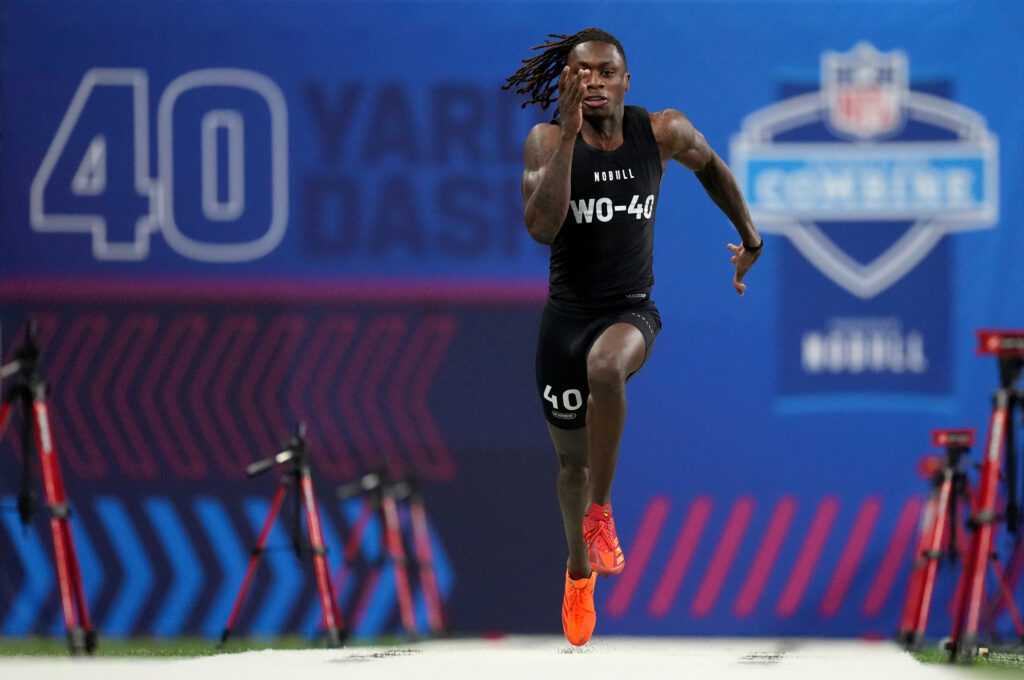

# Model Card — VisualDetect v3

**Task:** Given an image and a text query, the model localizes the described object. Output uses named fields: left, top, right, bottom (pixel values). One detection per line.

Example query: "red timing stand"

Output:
left=0, top=321, right=96, bottom=655
left=219, top=423, right=344, bottom=648
left=392, top=477, right=447, bottom=635
left=899, top=429, right=976, bottom=651
left=336, top=472, right=446, bottom=639
left=947, top=330, right=1024, bottom=661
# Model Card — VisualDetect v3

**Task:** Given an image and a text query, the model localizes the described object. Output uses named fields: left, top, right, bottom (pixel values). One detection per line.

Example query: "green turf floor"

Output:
left=912, top=647, right=1024, bottom=673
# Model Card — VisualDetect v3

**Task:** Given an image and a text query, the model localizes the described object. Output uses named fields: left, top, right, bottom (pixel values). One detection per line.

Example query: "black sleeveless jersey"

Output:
left=547, top=105, right=664, bottom=315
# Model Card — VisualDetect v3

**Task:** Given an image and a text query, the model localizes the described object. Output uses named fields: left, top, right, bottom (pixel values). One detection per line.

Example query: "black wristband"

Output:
left=743, top=238, right=763, bottom=252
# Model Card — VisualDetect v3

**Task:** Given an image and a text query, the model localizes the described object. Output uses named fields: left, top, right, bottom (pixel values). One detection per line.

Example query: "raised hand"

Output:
left=557, top=65, right=590, bottom=137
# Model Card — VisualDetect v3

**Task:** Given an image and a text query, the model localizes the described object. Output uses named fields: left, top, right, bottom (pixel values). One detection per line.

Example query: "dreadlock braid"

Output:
left=502, top=28, right=626, bottom=113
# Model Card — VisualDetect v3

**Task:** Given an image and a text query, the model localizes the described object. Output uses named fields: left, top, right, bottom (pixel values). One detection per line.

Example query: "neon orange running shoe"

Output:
left=561, top=569, right=597, bottom=646
left=583, top=503, right=625, bottom=575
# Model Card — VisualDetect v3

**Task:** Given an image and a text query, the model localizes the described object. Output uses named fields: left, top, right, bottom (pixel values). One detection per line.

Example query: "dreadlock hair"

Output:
left=502, top=28, right=627, bottom=113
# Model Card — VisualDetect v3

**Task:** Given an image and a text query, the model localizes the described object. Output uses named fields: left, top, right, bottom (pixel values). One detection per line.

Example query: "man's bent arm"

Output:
left=521, top=123, right=576, bottom=245
left=693, top=153, right=760, bottom=248
left=653, top=108, right=762, bottom=295
left=654, top=109, right=759, bottom=247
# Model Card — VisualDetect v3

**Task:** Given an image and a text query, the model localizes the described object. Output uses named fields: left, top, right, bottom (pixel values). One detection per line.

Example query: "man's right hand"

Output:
left=557, top=65, right=589, bottom=138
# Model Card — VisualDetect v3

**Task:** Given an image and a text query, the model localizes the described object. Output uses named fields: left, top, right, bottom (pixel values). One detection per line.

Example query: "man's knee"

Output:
left=587, top=351, right=629, bottom=395
left=558, top=455, right=589, bottom=488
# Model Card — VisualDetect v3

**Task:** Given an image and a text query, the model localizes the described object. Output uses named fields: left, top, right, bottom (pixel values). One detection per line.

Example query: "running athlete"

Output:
left=503, top=28, right=762, bottom=646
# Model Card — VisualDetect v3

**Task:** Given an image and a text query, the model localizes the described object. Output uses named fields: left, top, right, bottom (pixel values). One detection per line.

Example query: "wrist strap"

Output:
left=743, top=237, right=763, bottom=252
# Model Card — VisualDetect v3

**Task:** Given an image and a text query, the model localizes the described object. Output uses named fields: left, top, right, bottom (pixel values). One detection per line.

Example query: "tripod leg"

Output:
left=408, top=495, right=444, bottom=635
left=32, top=399, right=95, bottom=655
left=905, top=474, right=953, bottom=650
left=298, top=473, right=344, bottom=647
left=0, top=401, right=13, bottom=440
left=335, top=499, right=375, bottom=604
left=350, top=568, right=383, bottom=632
left=900, top=490, right=936, bottom=645
left=990, top=558, right=1024, bottom=639
left=987, top=533, right=1024, bottom=623
left=342, top=500, right=376, bottom=565
left=950, top=402, right=1009, bottom=662
left=380, top=493, right=417, bottom=638
left=219, top=481, right=287, bottom=649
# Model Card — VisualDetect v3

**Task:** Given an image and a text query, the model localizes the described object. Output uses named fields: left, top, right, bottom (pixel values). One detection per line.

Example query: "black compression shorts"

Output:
left=534, top=300, right=661, bottom=429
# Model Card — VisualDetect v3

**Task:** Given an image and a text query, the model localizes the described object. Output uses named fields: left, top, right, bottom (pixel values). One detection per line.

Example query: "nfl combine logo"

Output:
left=731, top=43, right=999, bottom=400
left=731, top=42, right=998, bottom=300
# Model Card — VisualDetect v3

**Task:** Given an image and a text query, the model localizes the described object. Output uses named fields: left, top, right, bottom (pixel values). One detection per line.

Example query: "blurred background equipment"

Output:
left=220, top=423, right=343, bottom=649
left=947, top=331, right=1024, bottom=661
left=899, top=331, right=1024, bottom=663
left=336, top=471, right=446, bottom=639
left=0, top=320, right=97, bottom=655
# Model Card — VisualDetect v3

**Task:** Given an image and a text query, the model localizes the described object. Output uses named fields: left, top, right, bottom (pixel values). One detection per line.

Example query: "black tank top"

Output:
left=547, top=105, right=664, bottom=315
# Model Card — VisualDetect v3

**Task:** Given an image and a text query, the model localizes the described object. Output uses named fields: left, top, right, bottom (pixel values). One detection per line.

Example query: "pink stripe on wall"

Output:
left=646, top=496, right=713, bottom=618
left=860, top=493, right=925, bottom=614
left=607, top=495, right=672, bottom=618
left=691, top=496, right=756, bottom=618
left=776, top=496, right=841, bottom=618
left=862, top=495, right=924, bottom=617
left=733, top=496, right=798, bottom=618
left=819, top=495, right=883, bottom=617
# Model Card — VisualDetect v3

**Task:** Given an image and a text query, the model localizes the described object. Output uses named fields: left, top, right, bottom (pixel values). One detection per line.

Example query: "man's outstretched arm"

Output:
left=652, top=108, right=762, bottom=295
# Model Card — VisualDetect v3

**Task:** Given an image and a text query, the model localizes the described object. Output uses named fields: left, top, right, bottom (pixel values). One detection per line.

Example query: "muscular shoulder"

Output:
left=648, top=109, right=698, bottom=155
left=648, top=108, right=711, bottom=170
left=523, top=121, right=562, bottom=169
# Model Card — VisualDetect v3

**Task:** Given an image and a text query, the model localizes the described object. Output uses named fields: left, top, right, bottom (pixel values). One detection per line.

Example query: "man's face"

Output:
left=566, top=41, right=630, bottom=120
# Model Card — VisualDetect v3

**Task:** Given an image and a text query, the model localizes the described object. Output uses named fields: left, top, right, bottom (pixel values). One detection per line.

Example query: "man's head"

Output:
left=566, top=37, right=630, bottom=120
left=503, top=28, right=630, bottom=114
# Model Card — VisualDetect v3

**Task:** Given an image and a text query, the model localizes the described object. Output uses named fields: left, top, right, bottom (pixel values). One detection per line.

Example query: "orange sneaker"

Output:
left=561, top=569, right=597, bottom=646
left=583, top=503, right=625, bottom=575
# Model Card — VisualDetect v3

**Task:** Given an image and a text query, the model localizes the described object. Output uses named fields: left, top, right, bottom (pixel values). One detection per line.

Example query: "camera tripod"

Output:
left=219, top=423, right=344, bottom=648
left=899, top=428, right=1024, bottom=652
left=947, top=329, right=1024, bottom=661
left=336, top=472, right=446, bottom=638
left=0, top=320, right=96, bottom=655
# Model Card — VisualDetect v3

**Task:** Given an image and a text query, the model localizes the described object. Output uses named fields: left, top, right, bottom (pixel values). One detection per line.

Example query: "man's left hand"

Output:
left=727, top=242, right=761, bottom=296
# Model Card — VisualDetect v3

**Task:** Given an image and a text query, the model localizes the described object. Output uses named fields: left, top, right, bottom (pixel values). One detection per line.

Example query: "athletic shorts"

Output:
left=534, top=300, right=661, bottom=429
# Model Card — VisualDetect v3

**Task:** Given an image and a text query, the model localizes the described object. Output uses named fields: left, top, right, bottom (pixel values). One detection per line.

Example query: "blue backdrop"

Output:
left=1, top=0, right=1022, bottom=642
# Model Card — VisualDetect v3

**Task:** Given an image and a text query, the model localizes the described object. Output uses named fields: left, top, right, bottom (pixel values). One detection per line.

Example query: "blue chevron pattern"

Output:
left=0, top=493, right=457, bottom=639
left=194, top=497, right=248, bottom=638
left=1, top=504, right=52, bottom=634
left=95, top=497, right=154, bottom=636
left=145, top=498, right=203, bottom=636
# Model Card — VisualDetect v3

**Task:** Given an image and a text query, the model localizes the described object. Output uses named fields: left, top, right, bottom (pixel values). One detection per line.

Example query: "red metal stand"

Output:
left=899, top=429, right=974, bottom=651
left=947, top=330, right=1024, bottom=662
left=380, top=487, right=418, bottom=636
left=219, top=424, right=344, bottom=648
left=336, top=473, right=445, bottom=638
left=0, top=322, right=96, bottom=655
left=404, top=480, right=446, bottom=634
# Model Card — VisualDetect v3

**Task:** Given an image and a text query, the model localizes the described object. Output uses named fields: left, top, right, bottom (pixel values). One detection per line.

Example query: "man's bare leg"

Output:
left=585, top=323, right=647, bottom=506
left=548, top=425, right=592, bottom=579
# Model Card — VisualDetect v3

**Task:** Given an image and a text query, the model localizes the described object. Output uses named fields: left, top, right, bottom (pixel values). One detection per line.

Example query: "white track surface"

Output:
left=2, top=636, right=976, bottom=679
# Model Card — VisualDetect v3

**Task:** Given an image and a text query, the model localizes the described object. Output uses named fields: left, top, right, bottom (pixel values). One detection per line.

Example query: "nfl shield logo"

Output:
left=822, top=42, right=908, bottom=139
